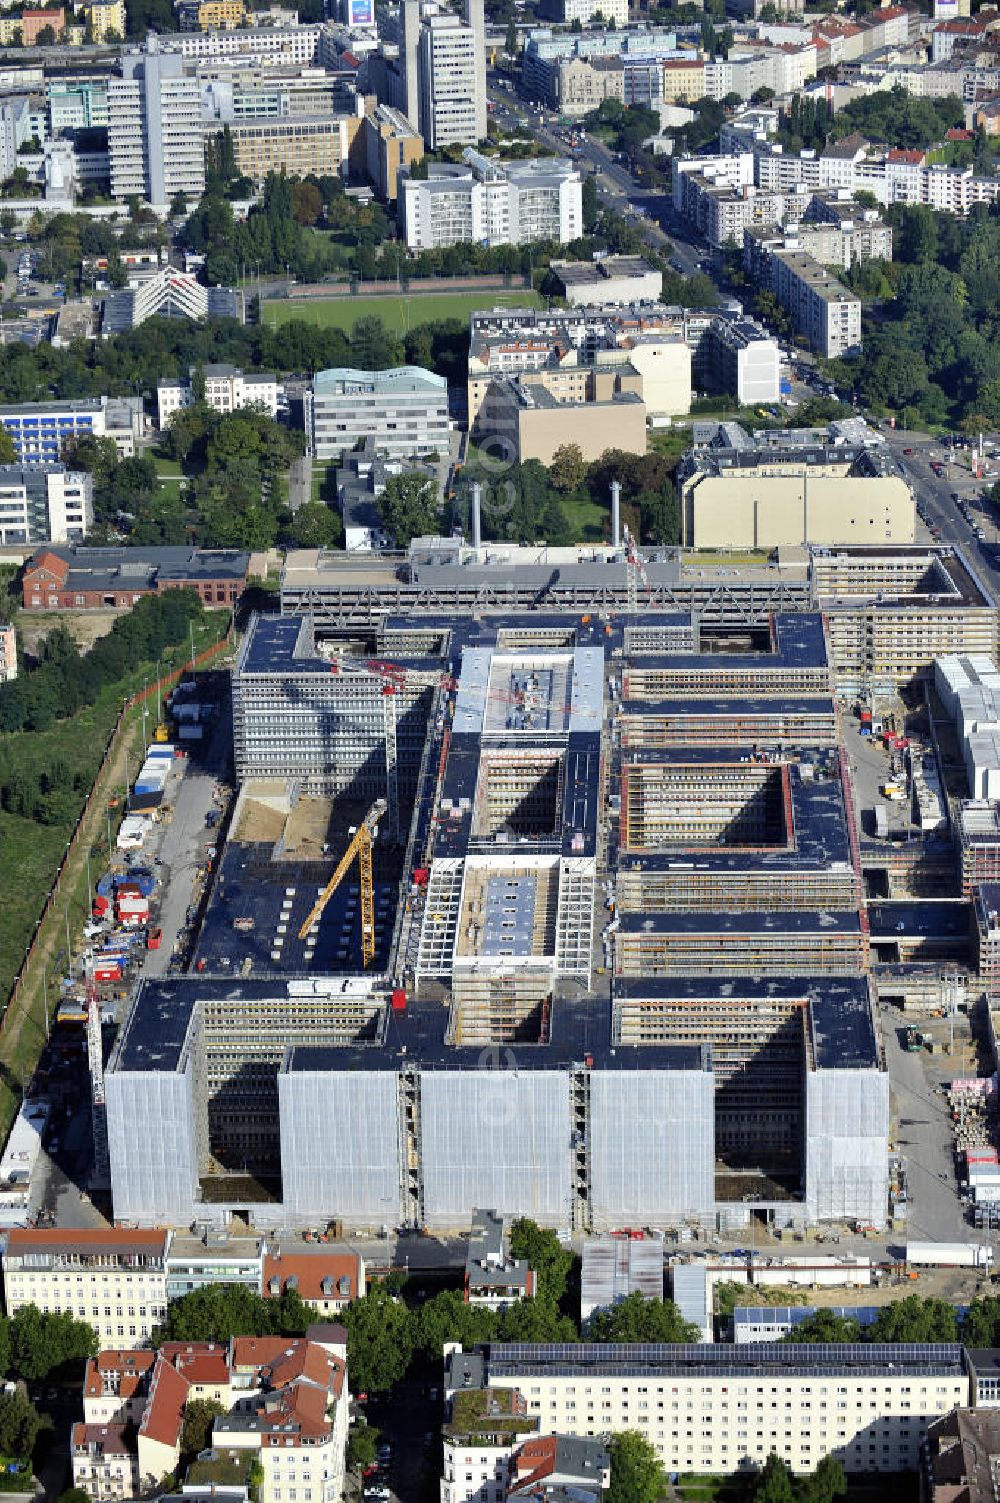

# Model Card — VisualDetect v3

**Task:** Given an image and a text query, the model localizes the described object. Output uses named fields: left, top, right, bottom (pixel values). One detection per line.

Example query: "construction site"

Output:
left=104, top=597, right=895, bottom=1236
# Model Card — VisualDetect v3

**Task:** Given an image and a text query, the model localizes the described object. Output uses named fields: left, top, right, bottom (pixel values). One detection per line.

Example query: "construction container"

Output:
left=907, top=1240, right=992, bottom=1268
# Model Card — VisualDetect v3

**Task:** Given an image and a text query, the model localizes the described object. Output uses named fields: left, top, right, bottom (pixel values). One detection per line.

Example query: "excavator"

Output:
left=297, top=798, right=387, bottom=967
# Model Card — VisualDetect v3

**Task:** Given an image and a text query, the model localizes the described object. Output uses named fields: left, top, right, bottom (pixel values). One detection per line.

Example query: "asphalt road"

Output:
left=887, top=430, right=1000, bottom=599
left=289, top=454, right=312, bottom=513
left=486, top=81, right=699, bottom=271
left=144, top=693, right=233, bottom=980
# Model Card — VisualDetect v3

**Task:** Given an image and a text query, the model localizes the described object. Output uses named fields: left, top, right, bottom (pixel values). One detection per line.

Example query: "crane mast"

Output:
left=297, top=799, right=387, bottom=967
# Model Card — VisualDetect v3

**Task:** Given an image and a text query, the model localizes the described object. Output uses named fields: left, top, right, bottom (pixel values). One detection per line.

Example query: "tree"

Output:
left=180, top=1399, right=225, bottom=1460
left=169, top=192, right=188, bottom=219
left=588, top=1293, right=698, bottom=1343
left=508, top=1220, right=574, bottom=1306
left=581, top=173, right=600, bottom=233
left=341, top=1284, right=414, bottom=1394
left=799, top=1455, right=847, bottom=1503
left=292, top=181, right=323, bottom=227
left=751, top=1453, right=796, bottom=1503
left=155, top=1285, right=308, bottom=1345
left=782, top=1309, right=862, bottom=1344
left=347, top=1422, right=379, bottom=1469
left=505, top=15, right=517, bottom=53
left=967, top=1295, right=1000, bottom=1349
left=0, top=424, right=16, bottom=465
left=607, top=1431, right=667, bottom=1503
left=285, top=501, right=341, bottom=549
left=868, top=1295, right=958, bottom=1343
left=0, top=1389, right=43, bottom=1460
left=496, top=1298, right=578, bottom=1343
left=8, top=1307, right=96, bottom=1381
left=413, top=1290, right=498, bottom=1362
left=549, top=443, right=588, bottom=494
left=59, top=1490, right=92, bottom=1503
left=35, top=24, right=55, bottom=43
left=377, top=471, right=440, bottom=547
left=350, top=316, right=403, bottom=371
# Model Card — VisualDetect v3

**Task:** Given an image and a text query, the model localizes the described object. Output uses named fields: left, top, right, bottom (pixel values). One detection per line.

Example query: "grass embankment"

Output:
left=0, top=612, right=231, bottom=1139
left=262, top=289, right=541, bottom=335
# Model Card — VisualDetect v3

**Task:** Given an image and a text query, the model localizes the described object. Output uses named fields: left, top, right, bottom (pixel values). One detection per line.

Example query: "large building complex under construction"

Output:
left=107, top=594, right=891, bottom=1235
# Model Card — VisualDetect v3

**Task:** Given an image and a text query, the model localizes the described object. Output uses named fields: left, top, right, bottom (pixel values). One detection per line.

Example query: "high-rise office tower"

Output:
left=108, top=49, right=205, bottom=208
left=402, top=0, right=486, bottom=149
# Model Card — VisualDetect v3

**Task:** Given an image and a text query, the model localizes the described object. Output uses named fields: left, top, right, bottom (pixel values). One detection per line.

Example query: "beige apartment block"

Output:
left=2, top=1229, right=168, bottom=1350
left=445, top=1344, right=971, bottom=1477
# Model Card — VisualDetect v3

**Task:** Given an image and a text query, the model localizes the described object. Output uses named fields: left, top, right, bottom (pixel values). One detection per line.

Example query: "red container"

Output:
left=413, top=868, right=429, bottom=887
left=391, top=989, right=407, bottom=1012
left=93, top=895, right=110, bottom=916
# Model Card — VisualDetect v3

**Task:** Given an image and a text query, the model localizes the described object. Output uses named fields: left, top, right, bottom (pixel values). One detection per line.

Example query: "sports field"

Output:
left=262, top=288, right=541, bottom=334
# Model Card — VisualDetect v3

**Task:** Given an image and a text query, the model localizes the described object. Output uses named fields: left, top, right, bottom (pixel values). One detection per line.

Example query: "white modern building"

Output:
left=157, top=364, right=280, bottom=428
left=108, top=50, right=205, bottom=208
left=402, top=0, right=486, bottom=148
left=704, top=315, right=781, bottom=405
left=0, top=465, right=92, bottom=546
left=399, top=150, right=582, bottom=251
left=309, top=365, right=450, bottom=461
left=0, top=397, right=142, bottom=464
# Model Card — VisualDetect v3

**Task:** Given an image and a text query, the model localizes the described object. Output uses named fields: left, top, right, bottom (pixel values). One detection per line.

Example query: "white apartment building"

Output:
left=442, top=1419, right=610, bottom=1503
left=72, top=1422, right=137, bottom=1502
left=704, top=42, right=816, bottom=101
left=559, top=0, right=628, bottom=25
left=445, top=1343, right=971, bottom=1477
left=165, top=24, right=322, bottom=64
left=157, top=364, right=280, bottom=428
left=767, top=247, right=862, bottom=358
left=399, top=150, right=582, bottom=251
left=702, top=315, right=781, bottom=405
left=108, top=50, right=205, bottom=208
left=309, top=365, right=450, bottom=460
left=0, top=465, right=92, bottom=546
left=2, top=1229, right=169, bottom=1350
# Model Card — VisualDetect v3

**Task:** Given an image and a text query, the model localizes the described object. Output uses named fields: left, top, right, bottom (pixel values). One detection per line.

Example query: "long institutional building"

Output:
left=442, top=1342, right=1000, bottom=1479
left=103, top=541, right=999, bottom=1236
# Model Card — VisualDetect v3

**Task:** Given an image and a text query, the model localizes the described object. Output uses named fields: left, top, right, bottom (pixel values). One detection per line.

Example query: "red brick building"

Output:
left=22, top=545, right=250, bottom=611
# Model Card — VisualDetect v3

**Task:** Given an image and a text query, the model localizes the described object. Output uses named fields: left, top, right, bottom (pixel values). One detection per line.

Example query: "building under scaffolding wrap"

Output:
left=105, top=604, right=890, bottom=1234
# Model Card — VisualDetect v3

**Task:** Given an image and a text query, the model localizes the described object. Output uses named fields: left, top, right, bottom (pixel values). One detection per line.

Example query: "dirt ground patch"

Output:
left=20, top=609, right=120, bottom=655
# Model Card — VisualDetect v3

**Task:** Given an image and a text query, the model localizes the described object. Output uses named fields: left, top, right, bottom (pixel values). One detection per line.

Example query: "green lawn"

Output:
left=561, top=493, right=608, bottom=543
left=152, top=454, right=183, bottom=478
left=311, top=460, right=338, bottom=507
left=262, top=288, right=541, bottom=336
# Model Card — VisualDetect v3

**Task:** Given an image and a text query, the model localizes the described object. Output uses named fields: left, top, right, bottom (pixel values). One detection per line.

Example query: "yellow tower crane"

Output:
left=297, top=798, right=387, bottom=966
